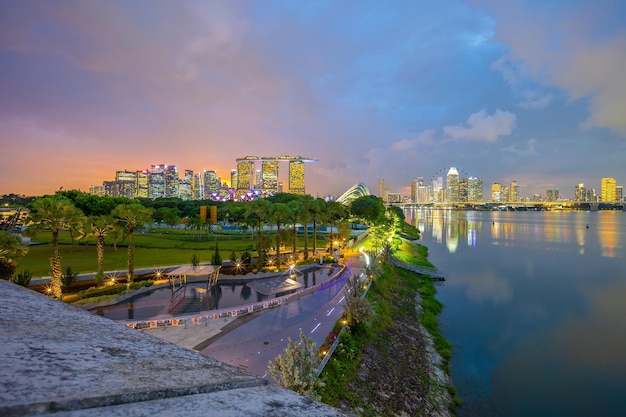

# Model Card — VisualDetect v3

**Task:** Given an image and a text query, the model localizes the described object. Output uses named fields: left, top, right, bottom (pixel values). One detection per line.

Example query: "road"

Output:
left=201, top=258, right=364, bottom=380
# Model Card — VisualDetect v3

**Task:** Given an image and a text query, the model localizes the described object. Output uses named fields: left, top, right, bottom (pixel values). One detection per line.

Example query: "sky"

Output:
left=1, top=0, right=625, bottom=200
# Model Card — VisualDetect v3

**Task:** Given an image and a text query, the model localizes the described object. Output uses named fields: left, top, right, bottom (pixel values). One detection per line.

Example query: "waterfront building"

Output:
left=601, top=177, right=617, bottom=202
left=261, top=160, right=279, bottom=196
left=446, top=167, right=459, bottom=203
left=149, top=164, right=167, bottom=199
left=410, top=178, right=426, bottom=203
left=575, top=183, right=587, bottom=202
left=533, top=194, right=542, bottom=202
left=431, top=176, right=443, bottom=202
left=491, top=182, right=502, bottom=203
left=587, top=188, right=598, bottom=202
left=417, top=185, right=430, bottom=203
left=509, top=181, right=519, bottom=202
left=468, top=177, right=483, bottom=202
left=236, top=160, right=254, bottom=191
left=458, top=178, right=468, bottom=202
left=546, top=187, right=559, bottom=202
left=288, top=160, right=306, bottom=195
left=617, top=186, right=623, bottom=203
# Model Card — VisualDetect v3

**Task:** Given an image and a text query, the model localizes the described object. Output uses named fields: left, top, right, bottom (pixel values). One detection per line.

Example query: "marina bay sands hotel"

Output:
left=235, top=155, right=317, bottom=197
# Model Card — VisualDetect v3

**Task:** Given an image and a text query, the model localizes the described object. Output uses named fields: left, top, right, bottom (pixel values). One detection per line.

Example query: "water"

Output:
left=405, top=208, right=626, bottom=417
left=94, top=267, right=330, bottom=321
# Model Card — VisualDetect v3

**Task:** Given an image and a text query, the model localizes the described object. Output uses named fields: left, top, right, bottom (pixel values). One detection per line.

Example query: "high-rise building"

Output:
left=230, top=170, right=238, bottom=190
left=377, top=179, right=386, bottom=201
left=178, top=170, right=193, bottom=201
left=587, top=189, right=597, bottom=202
left=203, top=170, right=219, bottom=197
left=533, top=194, right=542, bottom=202
left=136, top=170, right=149, bottom=199
left=458, top=178, right=468, bottom=202
left=193, top=173, right=203, bottom=200
left=165, top=165, right=179, bottom=198
left=601, top=177, right=617, bottom=202
left=261, top=161, right=279, bottom=195
left=236, top=161, right=254, bottom=191
left=546, top=187, right=559, bottom=202
left=446, top=167, right=459, bottom=203
left=509, top=181, right=519, bottom=202
left=288, top=160, right=306, bottom=195
left=616, top=186, right=623, bottom=203
left=115, top=170, right=137, bottom=199
left=410, top=178, right=424, bottom=203
left=431, top=177, right=443, bottom=202
left=491, top=182, right=502, bottom=202
left=468, top=177, right=483, bottom=202
left=575, top=183, right=587, bottom=202
left=149, top=164, right=167, bottom=199
left=89, top=185, right=104, bottom=196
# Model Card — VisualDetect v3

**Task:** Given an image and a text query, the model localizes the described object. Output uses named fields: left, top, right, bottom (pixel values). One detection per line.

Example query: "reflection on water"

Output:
left=406, top=208, right=626, bottom=417
left=96, top=268, right=327, bottom=321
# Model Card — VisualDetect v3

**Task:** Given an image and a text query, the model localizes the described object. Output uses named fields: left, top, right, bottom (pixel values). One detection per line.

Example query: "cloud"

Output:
left=475, top=0, right=626, bottom=136
left=518, top=92, right=552, bottom=110
left=391, top=129, right=436, bottom=150
left=444, top=109, right=516, bottom=142
left=503, top=137, right=537, bottom=155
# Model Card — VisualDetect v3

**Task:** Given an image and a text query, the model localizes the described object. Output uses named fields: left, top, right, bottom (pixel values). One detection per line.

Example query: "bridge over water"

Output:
left=393, top=201, right=625, bottom=211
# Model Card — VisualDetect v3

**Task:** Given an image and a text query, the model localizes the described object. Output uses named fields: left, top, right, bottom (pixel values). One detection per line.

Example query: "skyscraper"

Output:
left=236, top=161, right=254, bottom=191
left=261, top=160, right=279, bottom=195
left=616, top=186, right=623, bottom=203
left=446, top=167, right=459, bottom=203
left=136, top=170, right=149, bottom=199
left=458, top=178, right=468, bottom=202
left=378, top=178, right=386, bottom=201
left=149, top=164, right=166, bottom=199
left=546, top=187, right=559, bottom=202
left=509, top=181, right=519, bottom=202
left=431, top=177, right=443, bottom=202
left=165, top=165, right=179, bottom=198
left=115, top=170, right=137, bottom=199
left=491, top=182, right=502, bottom=202
left=178, top=170, right=193, bottom=201
left=288, top=160, right=305, bottom=195
left=601, top=177, right=617, bottom=202
left=230, top=169, right=238, bottom=190
left=575, top=183, right=586, bottom=202
left=468, top=177, right=483, bottom=202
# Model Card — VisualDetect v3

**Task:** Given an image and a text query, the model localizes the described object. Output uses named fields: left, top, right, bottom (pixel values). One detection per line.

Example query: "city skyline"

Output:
left=1, top=1, right=625, bottom=198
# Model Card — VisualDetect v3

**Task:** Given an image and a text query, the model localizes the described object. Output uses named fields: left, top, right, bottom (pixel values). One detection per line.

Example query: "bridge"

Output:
left=393, top=201, right=626, bottom=211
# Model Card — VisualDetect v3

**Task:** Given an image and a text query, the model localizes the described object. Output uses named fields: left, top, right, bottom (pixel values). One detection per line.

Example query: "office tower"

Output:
left=164, top=165, right=179, bottom=198
left=149, top=164, right=166, bottom=199
left=446, top=167, right=459, bottom=203
left=115, top=170, right=137, bottom=199
left=178, top=170, right=193, bottom=201
left=203, top=170, right=219, bottom=196
left=431, top=176, right=443, bottom=202
left=468, top=177, right=483, bottom=202
left=417, top=184, right=429, bottom=203
left=575, top=183, right=586, bottom=202
left=289, top=160, right=306, bottom=195
left=136, top=170, right=149, bottom=198
left=458, top=178, right=468, bottom=202
left=616, top=186, right=623, bottom=203
left=378, top=179, right=386, bottom=201
left=193, top=173, right=203, bottom=200
left=261, top=160, right=279, bottom=195
left=587, top=189, right=597, bottom=202
left=546, top=187, right=559, bottom=202
left=601, top=177, right=617, bottom=202
left=236, top=161, right=254, bottom=191
left=491, top=182, right=502, bottom=202
left=410, top=179, right=420, bottom=203
left=532, top=194, right=542, bottom=202
left=255, top=169, right=262, bottom=189
left=509, top=181, right=519, bottom=202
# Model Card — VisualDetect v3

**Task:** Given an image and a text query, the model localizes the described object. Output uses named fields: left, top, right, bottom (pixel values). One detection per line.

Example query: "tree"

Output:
left=326, top=201, right=347, bottom=252
left=0, top=231, right=29, bottom=280
left=268, top=203, right=290, bottom=265
left=342, top=274, right=373, bottom=330
left=111, top=203, right=153, bottom=283
left=286, top=199, right=303, bottom=262
left=86, top=215, right=116, bottom=283
left=299, top=195, right=315, bottom=260
left=308, top=198, right=327, bottom=258
left=212, top=242, right=222, bottom=266
left=61, top=266, right=78, bottom=292
left=268, top=329, right=323, bottom=400
left=27, top=196, right=81, bottom=298
left=350, top=195, right=386, bottom=225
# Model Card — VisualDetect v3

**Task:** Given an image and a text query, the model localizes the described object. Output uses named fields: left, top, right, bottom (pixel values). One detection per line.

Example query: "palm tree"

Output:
left=85, top=215, right=116, bottom=283
left=246, top=198, right=270, bottom=240
left=326, top=201, right=347, bottom=252
left=112, top=203, right=152, bottom=283
left=268, top=202, right=289, bottom=265
left=308, top=198, right=327, bottom=258
left=27, top=196, right=81, bottom=298
left=0, top=231, right=29, bottom=280
left=299, top=195, right=315, bottom=260
left=286, top=199, right=303, bottom=262
left=66, top=206, right=87, bottom=249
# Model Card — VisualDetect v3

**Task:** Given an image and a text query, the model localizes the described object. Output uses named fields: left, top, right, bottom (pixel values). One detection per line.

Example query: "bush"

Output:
left=62, top=266, right=78, bottom=289
left=11, top=270, right=32, bottom=287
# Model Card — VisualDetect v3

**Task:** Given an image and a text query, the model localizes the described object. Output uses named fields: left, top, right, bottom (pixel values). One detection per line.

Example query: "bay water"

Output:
left=405, top=208, right=626, bottom=416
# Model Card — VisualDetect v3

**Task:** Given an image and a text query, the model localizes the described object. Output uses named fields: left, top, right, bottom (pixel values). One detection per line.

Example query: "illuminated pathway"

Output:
left=201, top=259, right=363, bottom=381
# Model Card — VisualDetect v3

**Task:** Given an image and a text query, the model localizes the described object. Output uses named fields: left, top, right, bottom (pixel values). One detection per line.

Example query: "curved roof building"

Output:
left=336, top=182, right=371, bottom=205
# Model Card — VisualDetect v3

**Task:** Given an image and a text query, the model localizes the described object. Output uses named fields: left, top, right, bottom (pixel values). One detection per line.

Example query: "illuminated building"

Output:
left=236, top=160, right=254, bottom=191
left=193, top=173, right=203, bottom=200
left=89, top=185, right=104, bottom=196
left=468, top=177, right=483, bottom=202
left=377, top=178, right=386, bottom=201
left=410, top=178, right=424, bottom=203
left=136, top=170, right=149, bottom=198
left=431, top=177, right=443, bottom=202
left=203, top=170, right=219, bottom=196
left=165, top=165, right=179, bottom=198
left=601, top=177, right=617, bottom=202
left=575, top=183, right=586, bottom=202
left=230, top=170, right=237, bottom=190
left=179, top=170, right=193, bottom=201
left=149, top=165, right=166, bottom=199
left=616, top=186, right=623, bottom=202
left=458, top=178, right=468, bottom=202
left=509, top=181, right=519, bottom=202
left=261, top=160, right=279, bottom=195
left=336, top=182, right=371, bottom=205
left=533, top=194, right=542, bottom=202
left=491, top=182, right=502, bottom=202
left=288, top=160, right=305, bottom=195
left=446, top=167, right=459, bottom=203
left=546, top=187, right=559, bottom=202
left=115, top=170, right=137, bottom=199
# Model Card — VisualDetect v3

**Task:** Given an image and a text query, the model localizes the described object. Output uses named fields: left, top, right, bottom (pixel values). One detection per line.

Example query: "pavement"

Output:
left=142, top=315, right=238, bottom=350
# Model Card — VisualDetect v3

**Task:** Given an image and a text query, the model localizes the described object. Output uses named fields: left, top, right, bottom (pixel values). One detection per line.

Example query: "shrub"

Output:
left=11, top=270, right=32, bottom=287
